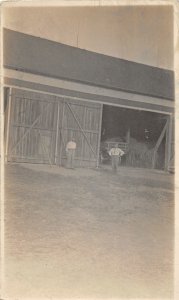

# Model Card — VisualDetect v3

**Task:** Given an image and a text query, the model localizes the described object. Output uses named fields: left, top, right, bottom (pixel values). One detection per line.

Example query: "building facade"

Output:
left=3, top=29, right=175, bottom=169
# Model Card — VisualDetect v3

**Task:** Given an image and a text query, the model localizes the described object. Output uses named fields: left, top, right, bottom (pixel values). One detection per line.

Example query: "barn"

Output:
left=3, top=28, right=175, bottom=170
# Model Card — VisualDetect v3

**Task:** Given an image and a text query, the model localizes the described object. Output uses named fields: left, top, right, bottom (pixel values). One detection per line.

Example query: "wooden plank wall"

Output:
left=60, top=99, right=102, bottom=168
left=8, top=88, right=58, bottom=164
left=7, top=89, right=102, bottom=168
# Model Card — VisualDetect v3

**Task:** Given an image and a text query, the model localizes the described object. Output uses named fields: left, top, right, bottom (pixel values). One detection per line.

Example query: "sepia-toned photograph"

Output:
left=1, top=1, right=175, bottom=299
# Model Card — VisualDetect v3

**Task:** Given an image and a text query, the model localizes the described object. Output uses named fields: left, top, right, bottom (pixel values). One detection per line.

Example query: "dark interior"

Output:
left=101, top=105, right=167, bottom=169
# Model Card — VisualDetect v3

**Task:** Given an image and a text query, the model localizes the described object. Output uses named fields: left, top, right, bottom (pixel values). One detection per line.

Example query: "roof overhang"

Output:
left=4, top=69, right=174, bottom=115
left=3, top=28, right=175, bottom=102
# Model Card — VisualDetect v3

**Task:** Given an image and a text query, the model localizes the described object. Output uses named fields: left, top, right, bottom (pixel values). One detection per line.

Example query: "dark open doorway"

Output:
left=100, top=105, right=168, bottom=170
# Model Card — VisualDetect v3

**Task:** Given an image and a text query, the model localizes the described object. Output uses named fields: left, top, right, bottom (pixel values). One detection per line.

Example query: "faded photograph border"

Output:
left=0, top=0, right=178, bottom=299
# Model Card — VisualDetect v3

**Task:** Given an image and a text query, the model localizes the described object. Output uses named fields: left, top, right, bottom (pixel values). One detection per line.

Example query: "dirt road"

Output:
left=4, top=163, right=174, bottom=299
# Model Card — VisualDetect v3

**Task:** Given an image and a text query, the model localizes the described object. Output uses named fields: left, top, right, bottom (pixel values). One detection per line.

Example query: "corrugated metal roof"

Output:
left=3, top=28, right=174, bottom=100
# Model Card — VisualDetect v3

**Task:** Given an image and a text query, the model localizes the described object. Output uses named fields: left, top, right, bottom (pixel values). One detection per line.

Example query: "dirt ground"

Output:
left=4, top=163, right=174, bottom=299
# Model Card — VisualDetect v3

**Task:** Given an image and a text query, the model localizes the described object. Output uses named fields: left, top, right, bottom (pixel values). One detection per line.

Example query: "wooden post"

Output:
left=59, top=99, right=65, bottom=166
left=170, top=115, right=175, bottom=161
left=152, top=150, right=157, bottom=169
left=96, top=104, right=103, bottom=168
left=126, top=127, right=130, bottom=144
left=5, top=87, right=12, bottom=162
left=126, top=127, right=130, bottom=154
left=164, top=115, right=173, bottom=171
left=152, top=119, right=168, bottom=169
left=54, top=100, right=60, bottom=165
left=80, top=106, right=86, bottom=167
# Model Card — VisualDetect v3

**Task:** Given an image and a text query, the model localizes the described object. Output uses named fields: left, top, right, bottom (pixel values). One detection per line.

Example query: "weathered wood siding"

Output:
left=6, top=88, right=102, bottom=167
left=8, top=89, right=57, bottom=163
left=60, top=99, right=102, bottom=167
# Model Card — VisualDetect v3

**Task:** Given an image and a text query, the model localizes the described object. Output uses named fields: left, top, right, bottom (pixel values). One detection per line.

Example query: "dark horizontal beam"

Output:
left=4, top=77, right=174, bottom=114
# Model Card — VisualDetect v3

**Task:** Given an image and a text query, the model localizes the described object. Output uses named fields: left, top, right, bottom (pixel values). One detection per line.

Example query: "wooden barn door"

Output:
left=6, top=89, right=102, bottom=167
left=57, top=99, right=102, bottom=168
left=7, top=89, right=58, bottom=164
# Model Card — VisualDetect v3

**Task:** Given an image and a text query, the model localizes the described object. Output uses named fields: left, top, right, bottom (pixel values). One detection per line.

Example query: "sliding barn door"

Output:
left=7, top=88, right=58, bottom=164
left=58, top=99, right=102, bottom=168
left=6, top=89, right=102, bottom=167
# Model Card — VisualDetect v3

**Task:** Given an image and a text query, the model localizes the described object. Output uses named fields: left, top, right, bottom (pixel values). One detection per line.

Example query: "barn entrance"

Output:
left=5, top=88, right=102, bottom=168
left=100, top=105, right=173, bottom=170
left=4, top=88, right=173, bottom=170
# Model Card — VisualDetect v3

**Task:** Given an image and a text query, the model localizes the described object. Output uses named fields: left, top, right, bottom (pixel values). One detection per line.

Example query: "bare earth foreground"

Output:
left=4, top=163, right=174, bottom=299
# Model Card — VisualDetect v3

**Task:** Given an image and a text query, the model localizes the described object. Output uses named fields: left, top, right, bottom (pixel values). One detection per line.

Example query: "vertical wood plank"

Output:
left=165, top=115, right=173, bottom=171
left=55, top=100, right=60, bottom=165
left=96, top=105, right=103, bottom=168
left=80, top=106, right=86, bottom=166
left=152, top=120, right=168, bottom=169
left=126, top=127, right=130, bottom=144
left=59, top=100, right=65, bottom=166
left=5, top=87, right=12, bottom=161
